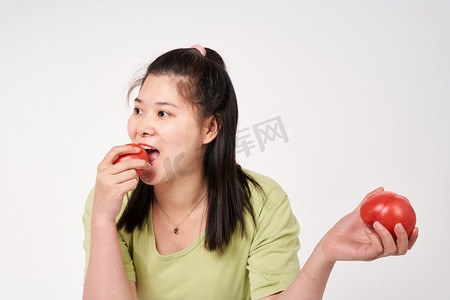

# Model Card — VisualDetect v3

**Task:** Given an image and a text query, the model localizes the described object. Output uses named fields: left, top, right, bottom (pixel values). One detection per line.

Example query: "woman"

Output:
left=82, top=45, right=418, bottom=299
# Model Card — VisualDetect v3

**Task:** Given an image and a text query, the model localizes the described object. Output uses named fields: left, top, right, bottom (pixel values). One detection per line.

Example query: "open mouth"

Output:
left=140, top=144, right=160, bottom=165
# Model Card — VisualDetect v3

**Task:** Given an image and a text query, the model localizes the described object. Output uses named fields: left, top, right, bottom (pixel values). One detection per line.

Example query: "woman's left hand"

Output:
left=320, top=187, right=419, bottom=263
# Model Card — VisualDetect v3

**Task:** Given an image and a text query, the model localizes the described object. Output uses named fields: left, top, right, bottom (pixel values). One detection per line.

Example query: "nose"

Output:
left=137, top=120, right=156, bottom=136
left=132, top=112, right=157, bottom=137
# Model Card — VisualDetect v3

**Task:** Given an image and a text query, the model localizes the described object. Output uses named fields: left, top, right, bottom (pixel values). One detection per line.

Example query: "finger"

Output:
left=354, top=187, right=385, bottom=211
left=97, top=169, right=138, bottom=190
left=364, top=187, right=384, bottom=201
left=394, top=223, right=409, bottom=255
left=102, top=144, right=143, bottom=166
left=110, top=169, right=141, bottom=184
left=94, top=174, right=139, bottom=204
left=98, top=177, right=140, bottom=202
left=408, top=227, right=419, bottom=250
left=364, top=227, right=383, bottom=258
left=119, top=177, right=140, bottom=193
left=373, top=221, right=397, bottom=255
left=110, top=159, right=150, bottom=175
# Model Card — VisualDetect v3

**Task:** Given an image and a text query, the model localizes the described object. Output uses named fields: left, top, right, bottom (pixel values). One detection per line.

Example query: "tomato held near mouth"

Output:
left=113, top=143, right=148, bottom=175
left=360, top=190, right=416, bottom=239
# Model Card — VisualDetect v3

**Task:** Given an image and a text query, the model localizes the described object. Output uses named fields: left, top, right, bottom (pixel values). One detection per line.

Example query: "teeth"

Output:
left=141, top=145, right=155, bottom=150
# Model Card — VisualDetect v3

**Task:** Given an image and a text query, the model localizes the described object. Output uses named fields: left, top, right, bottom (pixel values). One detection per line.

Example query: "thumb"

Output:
left=353, top=187, right=384, bottom=212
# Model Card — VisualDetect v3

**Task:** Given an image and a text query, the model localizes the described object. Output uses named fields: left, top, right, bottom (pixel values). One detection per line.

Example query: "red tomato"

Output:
left=113, top=143, right=148, bottom=175
left=360, top=190, right=416, bottom=239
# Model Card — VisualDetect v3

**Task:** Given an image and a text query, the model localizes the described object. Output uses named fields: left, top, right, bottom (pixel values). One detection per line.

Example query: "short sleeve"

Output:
left=247, top=191, right=300, bottom=299
left=82, top=188, right=137, bottom=282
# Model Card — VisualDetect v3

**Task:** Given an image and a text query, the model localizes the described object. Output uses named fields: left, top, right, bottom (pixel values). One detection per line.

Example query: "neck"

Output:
left=153, top=170, right=207, bottom=213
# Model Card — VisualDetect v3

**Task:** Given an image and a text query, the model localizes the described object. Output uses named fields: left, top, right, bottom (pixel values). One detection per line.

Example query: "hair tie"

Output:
left=190, top=44, right=206, bottom=57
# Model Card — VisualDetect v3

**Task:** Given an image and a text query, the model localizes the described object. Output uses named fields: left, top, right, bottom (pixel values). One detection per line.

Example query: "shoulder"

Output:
left=244, top=169, right=285, bottom=193
left=242, top=169, right=291, bottom=218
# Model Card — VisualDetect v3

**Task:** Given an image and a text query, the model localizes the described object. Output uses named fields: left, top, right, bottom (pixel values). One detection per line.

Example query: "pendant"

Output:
left=174, top=227, right=179, bottom=234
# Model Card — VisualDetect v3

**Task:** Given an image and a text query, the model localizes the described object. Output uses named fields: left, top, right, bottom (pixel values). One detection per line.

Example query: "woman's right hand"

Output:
left=92, top=144, right=151, bottom=222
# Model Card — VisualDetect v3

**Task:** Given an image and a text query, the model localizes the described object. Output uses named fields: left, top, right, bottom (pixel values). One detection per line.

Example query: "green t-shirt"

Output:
left=83, top=170, right=300, bottom=299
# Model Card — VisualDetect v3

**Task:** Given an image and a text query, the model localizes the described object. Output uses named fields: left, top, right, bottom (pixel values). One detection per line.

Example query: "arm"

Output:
left=261, top=242, right=334, bottom=300
left=263, top=187, right=419, bottom=300
left=83, top=218, right=137, bottom=300
left=83, top=145, right=150, bottom=300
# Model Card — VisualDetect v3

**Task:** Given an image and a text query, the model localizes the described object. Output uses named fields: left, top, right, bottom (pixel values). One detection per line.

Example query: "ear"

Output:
left=202, top=114, right=221, bottom=144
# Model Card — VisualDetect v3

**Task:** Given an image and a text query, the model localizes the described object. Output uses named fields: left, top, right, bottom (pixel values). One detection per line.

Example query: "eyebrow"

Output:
left=134, top=98, right=180, bottom=109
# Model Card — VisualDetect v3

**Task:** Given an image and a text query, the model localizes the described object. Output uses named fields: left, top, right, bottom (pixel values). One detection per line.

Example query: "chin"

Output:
left=139, top=167, right=174, bottom=186
left=139, top=172, right=160, bottom=186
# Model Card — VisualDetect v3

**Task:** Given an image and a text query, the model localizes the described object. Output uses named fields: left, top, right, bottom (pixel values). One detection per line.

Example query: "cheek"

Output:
left=162, top=126, right=203, bottom=156
left=161, top=122, right=190, bottom=142
left=164, top=131, right=190, bottom=150
left=127, top=118, right=136, bottom=138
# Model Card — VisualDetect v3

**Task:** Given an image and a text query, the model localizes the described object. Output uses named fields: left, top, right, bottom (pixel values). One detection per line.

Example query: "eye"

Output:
left=158, top=111, right=170, bottom=117
left=134, top=107, right=143, bottom=114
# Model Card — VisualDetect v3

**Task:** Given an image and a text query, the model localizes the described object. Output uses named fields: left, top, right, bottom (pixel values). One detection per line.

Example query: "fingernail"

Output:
left=374, top=221, right=383, bottom=230
left=396, top=223, right=405, bottom=233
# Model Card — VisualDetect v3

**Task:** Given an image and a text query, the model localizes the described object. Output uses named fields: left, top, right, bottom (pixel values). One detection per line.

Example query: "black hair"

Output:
left=117, top=47, right=262, bottom=253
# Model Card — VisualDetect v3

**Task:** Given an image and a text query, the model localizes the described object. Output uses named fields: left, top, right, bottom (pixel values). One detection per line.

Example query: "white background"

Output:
left=1, top=0, right=449, bottom=299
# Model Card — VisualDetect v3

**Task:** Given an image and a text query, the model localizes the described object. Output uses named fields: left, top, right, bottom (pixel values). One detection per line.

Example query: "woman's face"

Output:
left=127, top=74, right=207, bottom=185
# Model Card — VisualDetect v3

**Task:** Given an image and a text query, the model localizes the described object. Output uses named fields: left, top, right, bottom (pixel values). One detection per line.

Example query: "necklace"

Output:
left=155, top=190, right=207, bottom=235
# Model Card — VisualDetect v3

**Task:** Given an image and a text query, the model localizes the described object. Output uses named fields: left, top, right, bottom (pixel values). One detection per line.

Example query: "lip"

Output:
left=137, top=143, right=158, bottom=151
left=137, top=143, right=160, bottom=165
